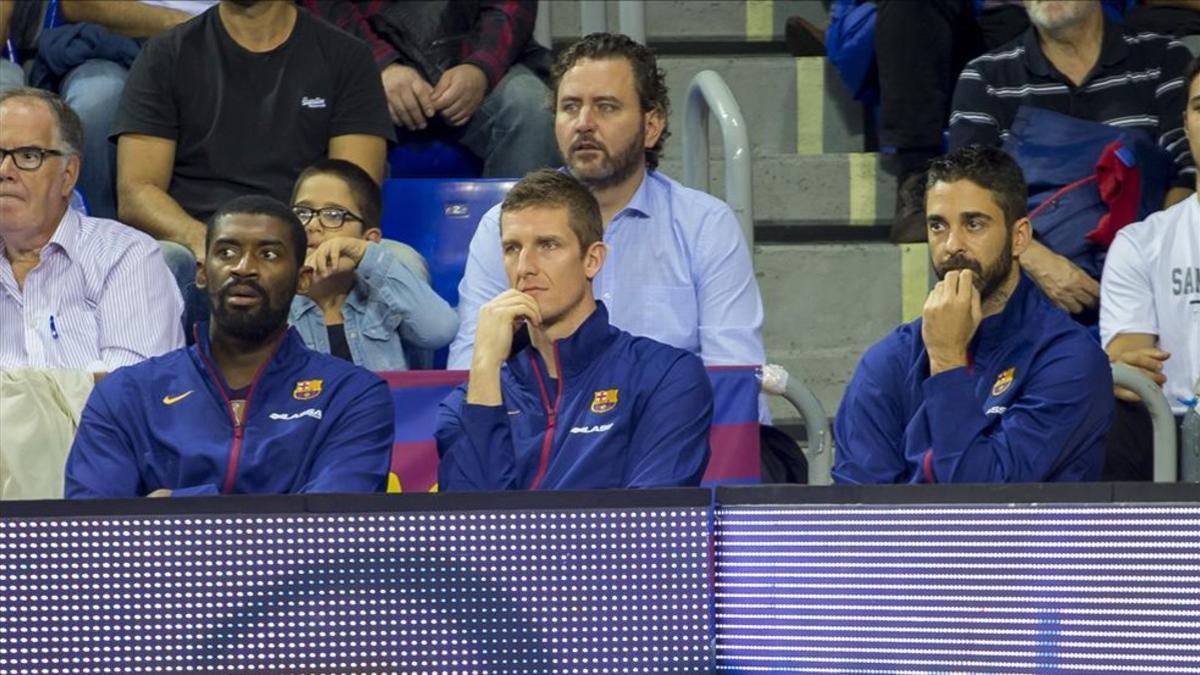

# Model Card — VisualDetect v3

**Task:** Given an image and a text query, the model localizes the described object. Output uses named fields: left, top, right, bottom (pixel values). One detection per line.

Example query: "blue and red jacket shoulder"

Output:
left=435, top=303, right=713, bottom=490
left=833, top=274, right=1113, bottom=484
left=65, top=324, right=395, bottom=498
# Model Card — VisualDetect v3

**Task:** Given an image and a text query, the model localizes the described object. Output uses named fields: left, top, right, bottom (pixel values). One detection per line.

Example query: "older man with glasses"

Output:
left=0, top=87, right=182, bottom=499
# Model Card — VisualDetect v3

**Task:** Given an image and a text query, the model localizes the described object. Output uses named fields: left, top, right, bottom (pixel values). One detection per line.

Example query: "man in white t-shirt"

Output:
left=1099, top=58, right=1200, bottom=480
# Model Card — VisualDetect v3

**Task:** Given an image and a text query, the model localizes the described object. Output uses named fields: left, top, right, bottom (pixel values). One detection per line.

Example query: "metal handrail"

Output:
left=781, top=379, right=834, bottom=486
left=1112, top=363, right=1179, bottom=482
left=683, top=70, right=754, bottom=248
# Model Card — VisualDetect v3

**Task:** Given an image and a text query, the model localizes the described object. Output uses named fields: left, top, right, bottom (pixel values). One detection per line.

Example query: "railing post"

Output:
left=534, top=0, right=552, bottom=48
left=683, top=70, right=754, bottom=249
left=580, top=0, right=607, bottom=35
left=1112, top=363, right=1179, bottom=482
left=617, top=0, right=645, bottom=44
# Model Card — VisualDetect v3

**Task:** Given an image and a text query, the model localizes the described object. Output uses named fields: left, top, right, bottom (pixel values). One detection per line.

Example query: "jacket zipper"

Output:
left=527, top=342, right=564, bottom=490
left=195, top=326, right=283, bottom=494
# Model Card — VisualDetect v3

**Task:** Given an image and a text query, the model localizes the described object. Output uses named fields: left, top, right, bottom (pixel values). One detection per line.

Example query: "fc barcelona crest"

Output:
left=293, top=379, right=324, bottom=401
left=991, top=368, right=1015, bottom=397
left=591, top=388, right=619, bottom=414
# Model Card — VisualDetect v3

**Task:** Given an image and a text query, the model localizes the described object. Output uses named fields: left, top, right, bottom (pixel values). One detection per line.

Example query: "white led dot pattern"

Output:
left=1, top=508, right=711, bottom=674
left=713, top=502, right=1200, bottom=674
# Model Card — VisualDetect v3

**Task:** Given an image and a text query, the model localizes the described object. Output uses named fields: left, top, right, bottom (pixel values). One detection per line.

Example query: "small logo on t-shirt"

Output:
left=301, top=96, right=327, bottom=109
left=269, top=408, right=323, bottom=422
left=293, top=379, right=324, bottom=400
left=591, top=388, right=619, bottom=414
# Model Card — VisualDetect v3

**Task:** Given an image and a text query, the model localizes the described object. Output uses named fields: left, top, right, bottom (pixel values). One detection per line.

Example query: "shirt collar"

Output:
left=1023, top=20, right=1127, bottom=80
left=617, top=170, right=655, bottom=219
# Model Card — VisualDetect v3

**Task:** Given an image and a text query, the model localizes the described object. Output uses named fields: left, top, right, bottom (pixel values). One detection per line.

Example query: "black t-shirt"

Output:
left=112, top=6, right=395, bottom=221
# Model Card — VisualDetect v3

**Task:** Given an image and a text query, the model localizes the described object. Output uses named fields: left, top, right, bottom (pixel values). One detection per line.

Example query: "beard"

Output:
left=1027, top=0, right=1096, bottom=33
left=934, top=232, right=1014, bottom=302
left=208, top=279, right=292, bottom=343
left=564, top=128, right=645, bottom=191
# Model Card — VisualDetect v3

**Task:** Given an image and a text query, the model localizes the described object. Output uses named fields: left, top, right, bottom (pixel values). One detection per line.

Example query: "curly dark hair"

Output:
left=926, top=145, right=1028, bottom=227
left=550, top=32, right=671, bottom=171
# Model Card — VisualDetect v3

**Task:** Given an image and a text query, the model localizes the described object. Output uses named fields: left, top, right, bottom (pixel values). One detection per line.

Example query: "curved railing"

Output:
left=683, top=70, right=754, bottom=248
left=1112, top=363, right=1179, bottom=482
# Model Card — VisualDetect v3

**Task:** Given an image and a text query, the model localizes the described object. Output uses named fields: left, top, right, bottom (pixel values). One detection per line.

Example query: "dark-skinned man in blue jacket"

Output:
left=65, top=195, right=395, bottom=498
left=436, top=169, right=713, bottom=490
left=834, top=145, right=1112, bottom=484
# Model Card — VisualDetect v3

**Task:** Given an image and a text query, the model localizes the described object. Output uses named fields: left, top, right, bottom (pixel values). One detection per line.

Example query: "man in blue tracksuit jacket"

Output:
left=65, top=195, right=394, bottom=498
left=436, top=170, right=713, bottom=490
left=835, top=146, right=1113, bottom=484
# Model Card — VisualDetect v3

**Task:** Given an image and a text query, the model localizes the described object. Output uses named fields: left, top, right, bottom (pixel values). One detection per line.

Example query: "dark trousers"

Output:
left=1103, top=400, right=1186, bottom=481
left=875, top=0, right=1028, bottom=179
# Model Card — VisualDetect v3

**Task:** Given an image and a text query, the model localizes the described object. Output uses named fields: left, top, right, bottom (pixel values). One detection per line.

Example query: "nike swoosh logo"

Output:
left=162, top=391, right=194, bottom=405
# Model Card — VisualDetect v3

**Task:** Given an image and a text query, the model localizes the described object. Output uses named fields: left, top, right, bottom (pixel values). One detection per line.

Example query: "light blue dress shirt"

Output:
left=447, top=170, right=766, bottom=371
left=290, top=242, right=458, bottom=371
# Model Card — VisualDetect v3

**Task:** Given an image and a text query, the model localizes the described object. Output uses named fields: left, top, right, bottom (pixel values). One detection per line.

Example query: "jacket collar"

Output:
left=507, top=301, right=620, bottom=384
left=1023, top=19, right=1127, bottom=81
left=191, top=320, right=308, bottom=386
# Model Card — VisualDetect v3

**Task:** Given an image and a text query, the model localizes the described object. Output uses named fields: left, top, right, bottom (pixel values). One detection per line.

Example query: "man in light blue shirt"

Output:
left=448, top=33, right=765, bottom=375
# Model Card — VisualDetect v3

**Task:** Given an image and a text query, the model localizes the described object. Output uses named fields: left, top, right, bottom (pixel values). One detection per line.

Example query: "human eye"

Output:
left=541, top=239, right=559, bottom=250
left=967, top=218, right=987, bottom=231
left=598, top=102, right=617, bottom=113
left=261, top=249, right=280, bottom=261
left=559, top=100, right=580, bottom=114
left=503, top=242, right=520, bottom=255
left=216, top=246, right=237, bottom=260
left=15, top=147, right=42, bottom=163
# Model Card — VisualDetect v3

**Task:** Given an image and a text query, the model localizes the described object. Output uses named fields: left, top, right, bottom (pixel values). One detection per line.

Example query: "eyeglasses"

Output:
left=0, top=146, right=67, bottom=171
left=292, top=205, right=365, bottom=230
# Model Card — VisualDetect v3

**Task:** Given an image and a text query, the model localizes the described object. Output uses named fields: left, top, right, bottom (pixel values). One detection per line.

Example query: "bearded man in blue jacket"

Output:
left=834, top=145, right=1113, bottom=484
left=436, top=169, right=713, bottom=491
left=65, top=195, right=395, bottom=498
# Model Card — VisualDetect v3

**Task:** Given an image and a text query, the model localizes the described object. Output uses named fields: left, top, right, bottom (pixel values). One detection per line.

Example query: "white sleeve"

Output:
left=96, top=238, right=186, bottom=370
left=447, top=204, right=508, bottom=370
left=1099, top=228, right=1157, bottom=348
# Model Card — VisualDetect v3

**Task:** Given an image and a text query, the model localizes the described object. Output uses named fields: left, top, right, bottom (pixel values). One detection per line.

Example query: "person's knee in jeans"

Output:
left=60, top=59, right=129, bottom=221
left=461, top=64, right=558, bottom=177
left=158, top=241, right=206, bottom=343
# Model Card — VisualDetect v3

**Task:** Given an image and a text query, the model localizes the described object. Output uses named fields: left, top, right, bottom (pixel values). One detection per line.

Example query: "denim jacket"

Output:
left=289, top=242, right=458, bottom=371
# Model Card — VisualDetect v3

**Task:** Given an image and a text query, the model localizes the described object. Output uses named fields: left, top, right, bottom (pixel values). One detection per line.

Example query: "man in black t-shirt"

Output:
left=112, top=0, right=394, bottom=267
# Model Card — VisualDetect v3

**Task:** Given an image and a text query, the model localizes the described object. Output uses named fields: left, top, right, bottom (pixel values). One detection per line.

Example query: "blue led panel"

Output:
left=2, top=505, right=711, bottom=674
left=715, top=501, right=1200, bottom=674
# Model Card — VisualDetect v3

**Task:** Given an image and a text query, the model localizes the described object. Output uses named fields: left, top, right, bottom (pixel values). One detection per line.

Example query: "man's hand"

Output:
left=381, top=63, right=436, bottom=130
left=1021, top=242, right=1099, bottom=314
left=471, top=290, right=542, bottom=369
left=1112, top=347, right=1170, bottom=402
left=147, top=488, right=172, bottom=498
left=306, top=237, right=368, bottom=280
left=922, top=269, right=983, bottom=375
left=431, top=64, right=488, bottom=127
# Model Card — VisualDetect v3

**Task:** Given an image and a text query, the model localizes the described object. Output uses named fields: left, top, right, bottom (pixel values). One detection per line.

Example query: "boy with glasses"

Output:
left=288, top=159, right=457, bottom=370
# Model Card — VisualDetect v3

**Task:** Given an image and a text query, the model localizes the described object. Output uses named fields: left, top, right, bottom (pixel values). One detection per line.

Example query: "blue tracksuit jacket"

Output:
left=65, top=324, right=394, bottom=498
left=435, top=303, right=713, bottom=490
left=834, top=274, right=1113, bottom=484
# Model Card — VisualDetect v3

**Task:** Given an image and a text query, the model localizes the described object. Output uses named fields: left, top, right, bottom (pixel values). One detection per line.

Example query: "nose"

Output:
left=0, top=152, right=17, bottom=179
left=575, top=105, right=597, bottom=133
left=516, top=247, right=539, bottom=279
left=230, top=251, right=258, bottom=277
left=943, top=225, right=968, bottom=255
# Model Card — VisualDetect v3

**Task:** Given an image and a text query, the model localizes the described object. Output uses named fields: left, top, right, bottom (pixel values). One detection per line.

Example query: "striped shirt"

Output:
left=0, top=209, right=185, bottom=371
left=950, top=23, right=1195, bottom=188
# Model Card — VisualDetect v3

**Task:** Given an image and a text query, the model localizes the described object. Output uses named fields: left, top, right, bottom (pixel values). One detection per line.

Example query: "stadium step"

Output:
left=546, top=0, right=828, bottom=44
left=756, top=241, right=935, bottom=420
left=659, top=152, right=897, bottom=226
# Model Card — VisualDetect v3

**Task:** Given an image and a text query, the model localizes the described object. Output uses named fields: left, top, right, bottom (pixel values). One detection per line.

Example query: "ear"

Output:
left=364, top=227, right=383, bottom=243
left=1011, top=216, right=1033, bottom=258
left=643, top=106, right=666, bottom=151
left=61, top=155, right=81, bottom=198
left=583, top=241, right=606, bottom=281
left=195, top=262, right=208, bottom=290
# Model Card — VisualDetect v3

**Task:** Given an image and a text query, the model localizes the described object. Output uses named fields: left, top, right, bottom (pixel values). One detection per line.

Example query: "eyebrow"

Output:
left=213, top=237, right=287, bottom=247
left=960, top=211, right=993, bottom=221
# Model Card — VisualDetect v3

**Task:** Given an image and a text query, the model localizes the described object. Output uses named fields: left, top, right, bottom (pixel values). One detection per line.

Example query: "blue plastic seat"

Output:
left=381, top=178, right=516, bottom=309
left=387, top=139, right=482, bottom=179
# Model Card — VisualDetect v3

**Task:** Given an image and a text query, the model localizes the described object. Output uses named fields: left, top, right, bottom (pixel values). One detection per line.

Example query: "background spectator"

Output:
left=0, top=0, right=22, bottom=93
left=949, top=0, right=1193, bottom=320
left=288, top=159, right=458, bottom=370
left=0, top=87, right=183, bottom=371
left=303, top=0, right=559, bottom=177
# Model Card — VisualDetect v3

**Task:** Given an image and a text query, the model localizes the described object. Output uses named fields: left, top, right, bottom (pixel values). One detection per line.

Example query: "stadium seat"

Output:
left=380, top=177, right=516, bottom=307
left=387, top=139, right=483, bottom=179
